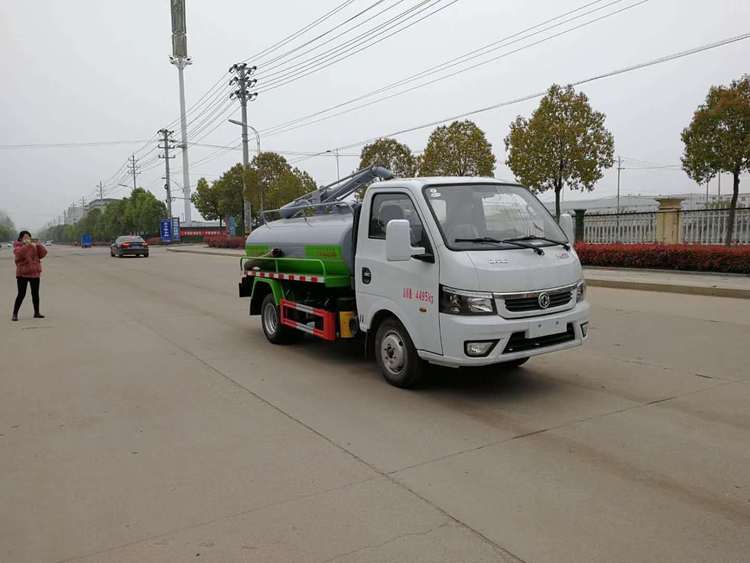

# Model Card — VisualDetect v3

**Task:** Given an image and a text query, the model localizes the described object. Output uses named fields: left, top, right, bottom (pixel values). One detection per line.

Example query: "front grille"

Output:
left=503, top=324, right=575, bottom=354
left=504, top=289, right=573, bottom=313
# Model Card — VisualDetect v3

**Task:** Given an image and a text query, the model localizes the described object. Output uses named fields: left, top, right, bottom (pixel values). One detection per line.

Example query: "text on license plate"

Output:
left=527, top=318, right=566, bottom=338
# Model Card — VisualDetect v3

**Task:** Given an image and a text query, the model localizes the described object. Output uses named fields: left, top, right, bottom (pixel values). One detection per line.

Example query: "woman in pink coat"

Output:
left=12, top=230, right=47, bottom=321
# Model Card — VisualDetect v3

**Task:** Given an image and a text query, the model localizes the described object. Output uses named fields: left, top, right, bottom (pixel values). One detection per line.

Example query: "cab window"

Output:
left=369, top=193, right=429, bottom=248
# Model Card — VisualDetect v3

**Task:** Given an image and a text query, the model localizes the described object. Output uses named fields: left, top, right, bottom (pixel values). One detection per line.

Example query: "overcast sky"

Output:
left=1, top=0, right=748, bottom=230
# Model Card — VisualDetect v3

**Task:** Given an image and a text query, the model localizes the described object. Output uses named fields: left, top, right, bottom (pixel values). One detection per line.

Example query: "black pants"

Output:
left=13, top=277, right=40, bottom=316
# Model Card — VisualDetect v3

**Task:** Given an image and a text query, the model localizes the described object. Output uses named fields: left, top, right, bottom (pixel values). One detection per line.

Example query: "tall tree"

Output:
left=682, top=75, right=750, bottom=245
left=505, top=84, right=614, bottom=219
left=358, top=138, right=417, bottom=177
left=419, top=120, right=496, bottom=177
left=245, top=152, right=316, bottom=216
left=214, top=164, right=247, bottom=228
left=0, top=210, right=15, bottom=241
left=191, top=177, right=222, bottom=226
left=124, top=188, right=167, bottom=235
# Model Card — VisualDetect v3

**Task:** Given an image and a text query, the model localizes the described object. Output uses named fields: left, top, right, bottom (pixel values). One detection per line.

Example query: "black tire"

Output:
left=501, top=357, right=529, bottom=368
left=260, top=294, right=296, bottom=344
left=374, top=317, right=426, bottom=388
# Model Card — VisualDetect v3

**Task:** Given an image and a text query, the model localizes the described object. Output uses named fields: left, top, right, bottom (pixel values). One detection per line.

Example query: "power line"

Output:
left=92, top=2, right=361, bottom=194
left=0, top=139, right=150, bottom=150
left=253, top=0, right=393, bottom=69
left=263, top=0, right=646, bottom=138
left=289, top=31, right=750, bottom=164
left=242, top=0, right=358, bottom=65
left=174, top=0, right=454, bottom=150
left=255, top=0, right=458, bottom=94
left=160, top=1, right=361, bottom=142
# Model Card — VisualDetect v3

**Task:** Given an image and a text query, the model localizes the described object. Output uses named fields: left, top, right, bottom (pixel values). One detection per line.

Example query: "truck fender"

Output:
left=360, top=296, right=424, bottom=352
left=250, top=278, right=284, bottom=315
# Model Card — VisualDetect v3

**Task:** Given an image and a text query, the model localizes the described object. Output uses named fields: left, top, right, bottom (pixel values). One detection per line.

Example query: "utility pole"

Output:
left=158, top=128, right=177, bottom=219
left=97, top=181, right=104, bottom=201
left=169, top=0, right=192, bottom=226
left=127, top=155, right=140, bottom=192
left=616, top=156, right=623, bottom=242
left=229, top=62, right=258, bottom=235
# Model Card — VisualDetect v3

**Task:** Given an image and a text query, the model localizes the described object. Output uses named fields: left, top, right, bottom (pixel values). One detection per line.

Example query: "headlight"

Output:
left=576, top=280, right=586, bottom=302
left=439, top=286, right=496, bottom=315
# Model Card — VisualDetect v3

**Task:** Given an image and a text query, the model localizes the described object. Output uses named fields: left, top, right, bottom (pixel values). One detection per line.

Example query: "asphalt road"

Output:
left=2, top=245, right=749, bottom=563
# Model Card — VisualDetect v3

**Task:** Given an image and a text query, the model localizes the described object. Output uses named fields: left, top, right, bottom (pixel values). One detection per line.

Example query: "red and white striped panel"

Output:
left=244, top=271, right=325, bottom=284
left=281, top=300, right=327, bottom=317
left=280, top=299, right=337, bottom=341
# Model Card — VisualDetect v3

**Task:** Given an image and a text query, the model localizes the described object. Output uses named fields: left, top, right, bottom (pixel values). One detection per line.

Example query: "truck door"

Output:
left=356, top=191, right=442, bottom=355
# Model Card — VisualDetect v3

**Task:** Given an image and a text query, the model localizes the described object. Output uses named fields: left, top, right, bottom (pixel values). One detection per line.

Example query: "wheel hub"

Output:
left=263, top=302, right=278, bottom=335
left=380, top=331, right=405, bottom=375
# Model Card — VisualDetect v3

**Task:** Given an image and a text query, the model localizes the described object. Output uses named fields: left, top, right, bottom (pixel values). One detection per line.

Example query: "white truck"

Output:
left=239, top=168, right=589, bottom=388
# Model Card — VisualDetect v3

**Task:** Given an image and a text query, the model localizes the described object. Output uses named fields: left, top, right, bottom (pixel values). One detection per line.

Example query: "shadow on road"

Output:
left=285, top=334, right=553, bottom=401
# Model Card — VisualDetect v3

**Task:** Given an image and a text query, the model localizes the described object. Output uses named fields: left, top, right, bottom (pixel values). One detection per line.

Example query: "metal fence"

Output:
left=581, top=207, right=750, bottom=244
left=584, top=212, right=657, bottom=244
left=681, top=208, right=750, bottom=245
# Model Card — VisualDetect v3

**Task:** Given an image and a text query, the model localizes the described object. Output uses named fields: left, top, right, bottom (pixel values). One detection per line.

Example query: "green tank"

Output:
left=244, top=213, right=354, bottom=288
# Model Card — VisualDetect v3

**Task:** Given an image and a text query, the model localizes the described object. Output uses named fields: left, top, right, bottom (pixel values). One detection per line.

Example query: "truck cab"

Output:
left=241, top=172, right=589, bottom=388
left=354, top=177, right=589, bottom=386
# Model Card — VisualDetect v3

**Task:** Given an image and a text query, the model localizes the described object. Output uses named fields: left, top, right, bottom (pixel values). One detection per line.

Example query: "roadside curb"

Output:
left=586, top=278, right=750, bottom=300
left=166, top=247, right=750, bottom=299
left=583, top=265, right=750, bottom=279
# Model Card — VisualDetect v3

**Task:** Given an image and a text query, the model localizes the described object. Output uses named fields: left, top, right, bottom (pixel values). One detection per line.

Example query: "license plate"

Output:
left=527, top=318, right=566, bottom=339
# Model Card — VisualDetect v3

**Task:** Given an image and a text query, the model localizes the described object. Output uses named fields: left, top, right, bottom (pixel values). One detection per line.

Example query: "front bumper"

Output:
left=418, top=301, right=590, bottom=367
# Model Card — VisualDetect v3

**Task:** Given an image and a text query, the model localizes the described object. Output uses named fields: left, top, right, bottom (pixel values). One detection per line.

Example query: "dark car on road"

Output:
left=111, top=236, right=149, bottom=258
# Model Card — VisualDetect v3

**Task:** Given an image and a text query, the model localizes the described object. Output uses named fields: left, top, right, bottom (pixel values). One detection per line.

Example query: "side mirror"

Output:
left=559, top=213, right=574, bottom=243
left=385, top=219, right=425, bottom=261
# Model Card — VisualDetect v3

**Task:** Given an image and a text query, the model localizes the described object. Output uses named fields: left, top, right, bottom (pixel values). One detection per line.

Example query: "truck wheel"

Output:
left=375, top=318, right=425, bottom=388
left=261, top=294, right=296, bottom=344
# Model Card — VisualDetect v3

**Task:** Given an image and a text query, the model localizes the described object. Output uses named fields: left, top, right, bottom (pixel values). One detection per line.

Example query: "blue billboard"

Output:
left=171, top=217, right=181, bottom=241
left=160, top=219, right=172, bottom=243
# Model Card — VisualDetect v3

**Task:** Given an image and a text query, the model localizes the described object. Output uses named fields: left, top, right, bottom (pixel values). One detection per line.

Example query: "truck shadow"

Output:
left=291, top=336, right=550, bottom=399
left=422, top=362, right=553, bottom=400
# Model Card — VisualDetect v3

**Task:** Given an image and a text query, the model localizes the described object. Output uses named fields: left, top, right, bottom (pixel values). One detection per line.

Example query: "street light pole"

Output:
left=326, top=149, right=341, bottom=181
left=228, top=118, right=262, bottom=217
left=616, top=156, right=622, bottom=242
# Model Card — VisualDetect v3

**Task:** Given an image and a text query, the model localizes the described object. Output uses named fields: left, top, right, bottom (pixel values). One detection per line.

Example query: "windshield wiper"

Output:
left=455, top=237, right=544, bottom=255
left=504, top=235, right=570, bottom=251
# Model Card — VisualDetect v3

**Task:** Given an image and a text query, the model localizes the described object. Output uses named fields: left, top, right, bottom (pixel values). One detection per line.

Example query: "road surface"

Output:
left=2, top=245, right=749, bottom=562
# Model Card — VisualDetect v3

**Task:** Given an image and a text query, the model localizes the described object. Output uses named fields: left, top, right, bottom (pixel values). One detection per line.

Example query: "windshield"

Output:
left=422, top=183, right=567, bottom=250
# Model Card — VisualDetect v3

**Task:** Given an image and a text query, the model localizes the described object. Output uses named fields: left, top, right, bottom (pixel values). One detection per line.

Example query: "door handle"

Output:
left=362, top=267, right=372, bottom=285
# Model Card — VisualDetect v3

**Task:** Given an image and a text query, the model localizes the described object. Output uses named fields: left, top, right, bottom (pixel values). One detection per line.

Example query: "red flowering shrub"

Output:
left=575, top=243, right=750, bottom=274
left=205, top=235, right=245, bottom=249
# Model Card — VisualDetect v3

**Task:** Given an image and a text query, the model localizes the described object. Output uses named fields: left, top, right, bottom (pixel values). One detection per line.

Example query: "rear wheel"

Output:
left=375, top=318, right=425, bottom=389
left=261, top=294, right=296, bottom=344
